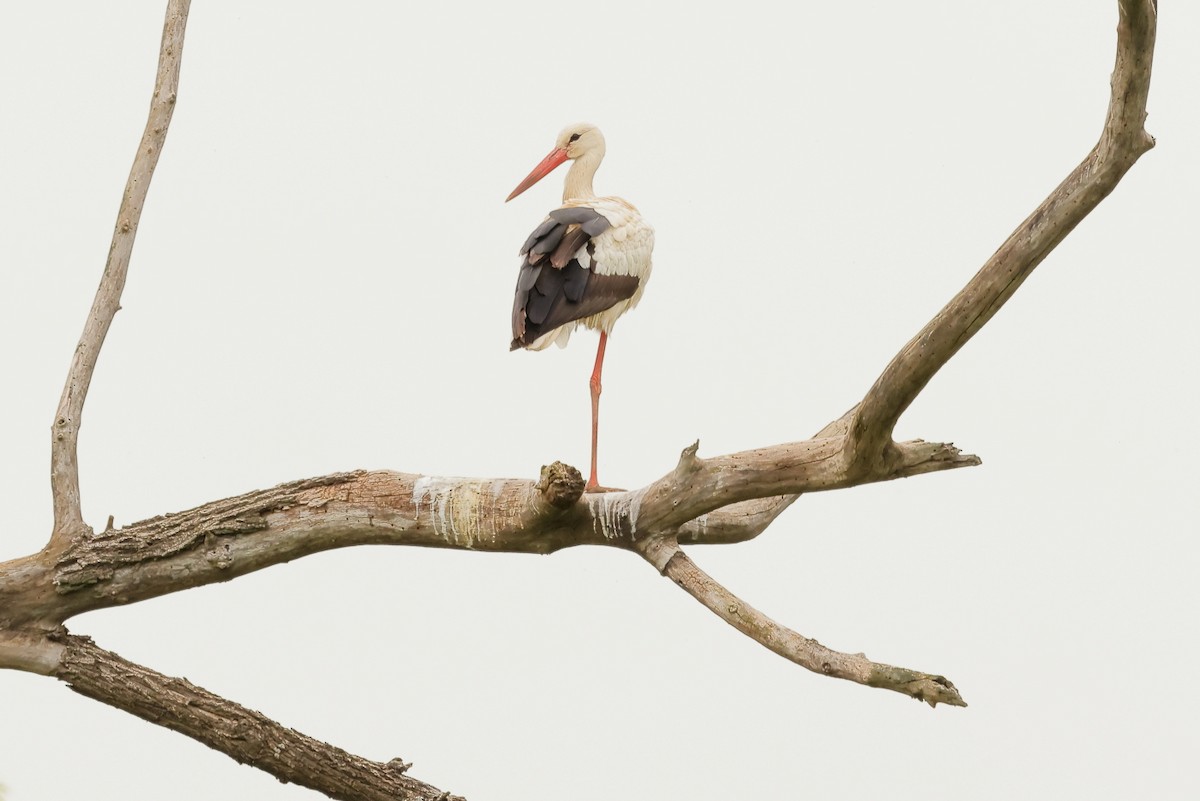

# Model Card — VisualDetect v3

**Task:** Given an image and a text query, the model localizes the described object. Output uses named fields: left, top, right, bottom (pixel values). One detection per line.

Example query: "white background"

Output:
left=2, top=2, right=1197, bottom=799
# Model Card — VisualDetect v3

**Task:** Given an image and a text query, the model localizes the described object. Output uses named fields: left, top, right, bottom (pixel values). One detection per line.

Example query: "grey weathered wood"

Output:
left=48, top=0, right=191, bottom=546
left=845, top=0, right=1158, bottom=468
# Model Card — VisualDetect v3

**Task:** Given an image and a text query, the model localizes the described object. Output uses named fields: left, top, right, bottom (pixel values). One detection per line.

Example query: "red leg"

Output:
left=586, top=332, right=608, bottom=491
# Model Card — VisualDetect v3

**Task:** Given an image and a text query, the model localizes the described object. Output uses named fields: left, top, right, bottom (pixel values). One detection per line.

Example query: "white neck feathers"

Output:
left=563, top=150, right=602, bottom=202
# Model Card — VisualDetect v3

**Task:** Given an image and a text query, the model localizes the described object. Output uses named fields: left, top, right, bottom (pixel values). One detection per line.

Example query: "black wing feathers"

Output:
left=562, top=260, right=589, bottom=302
left=550, top=227, right=591, bottom=269
left=511, top=207, right=637, bottom=351
left=530, top=224, right=566, bottom=256
left=520, top=218, right=558, bottom=253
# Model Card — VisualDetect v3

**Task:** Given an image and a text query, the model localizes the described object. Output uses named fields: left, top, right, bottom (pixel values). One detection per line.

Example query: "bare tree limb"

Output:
left=845, top=0, right=1157, bottom=469
left=0, top=434, right=978, bottom=628
left=55, top=634, right=460, bottom=801
left=634, top=437, right=979, bottom=535
left=49, top=0, right=191, bottom=544
left=628, top=0, right=1158, bottom=697
left=635, top=538, right=966, bottom=707
left=630, top=0, right=1157, bottom=701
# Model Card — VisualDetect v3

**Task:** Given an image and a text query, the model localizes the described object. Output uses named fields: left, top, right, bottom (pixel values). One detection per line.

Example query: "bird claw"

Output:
left=584, top=484, right=625, bottom=494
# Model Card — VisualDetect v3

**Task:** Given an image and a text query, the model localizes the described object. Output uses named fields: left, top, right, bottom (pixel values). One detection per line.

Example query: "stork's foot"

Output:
left=584, top=483, right=625, bottom=494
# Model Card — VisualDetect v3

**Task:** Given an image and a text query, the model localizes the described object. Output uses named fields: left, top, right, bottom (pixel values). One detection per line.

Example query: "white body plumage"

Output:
left=525, top=196, right=654, bottom=351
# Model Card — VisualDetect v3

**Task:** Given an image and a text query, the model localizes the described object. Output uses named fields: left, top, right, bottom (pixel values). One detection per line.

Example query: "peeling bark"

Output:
left=56, top=634, right=461, bottom=801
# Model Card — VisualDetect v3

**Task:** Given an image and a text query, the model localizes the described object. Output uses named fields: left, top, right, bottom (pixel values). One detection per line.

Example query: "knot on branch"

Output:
left=535, top=461, right=585, bottom=509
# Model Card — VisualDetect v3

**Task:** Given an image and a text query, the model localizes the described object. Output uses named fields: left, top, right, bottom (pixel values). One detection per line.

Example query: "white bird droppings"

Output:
left=585, top=487, right=648, bottom=540
left=412, top=476, right=506, bottom=548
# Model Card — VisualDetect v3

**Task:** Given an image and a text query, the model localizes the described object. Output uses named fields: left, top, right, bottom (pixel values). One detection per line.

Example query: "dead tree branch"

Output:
left=635, top=538, right=965, bottom=707
left=48, top=0, right=191, bottom=544
left=845, top=0, right=1157, bottom=469
left=56, top=634, right=461, bottom=801
left=0, top=433, right=976, bottom=628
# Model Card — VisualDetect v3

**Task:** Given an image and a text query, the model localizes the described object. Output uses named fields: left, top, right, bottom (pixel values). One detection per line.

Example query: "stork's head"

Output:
left=506, top=123, right=606, bottom=202
left=556, top=122, right=605, bottom=161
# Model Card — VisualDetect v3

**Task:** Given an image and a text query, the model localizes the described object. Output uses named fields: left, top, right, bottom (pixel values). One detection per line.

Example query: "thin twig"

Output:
left=636, top=538, right=966, bottom=707
left=48, top=0, right=192, bottom=543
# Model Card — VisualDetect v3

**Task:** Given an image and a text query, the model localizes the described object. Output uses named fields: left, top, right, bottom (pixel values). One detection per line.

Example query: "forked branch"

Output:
left=0, top=435, right=974, bottom=629
left=645, top=0, right=1156, bottom=699
left=845, top=0, right=1157, bottom=468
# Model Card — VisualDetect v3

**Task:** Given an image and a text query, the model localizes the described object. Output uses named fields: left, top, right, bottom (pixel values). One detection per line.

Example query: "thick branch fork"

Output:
left=3, top=431, right=977, bottom=704
left=26, top=433, right=977, bottom=621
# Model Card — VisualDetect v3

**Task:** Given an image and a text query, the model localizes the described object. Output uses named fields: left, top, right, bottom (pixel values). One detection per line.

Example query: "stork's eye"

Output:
left=569, top=133, right=582, bottom=143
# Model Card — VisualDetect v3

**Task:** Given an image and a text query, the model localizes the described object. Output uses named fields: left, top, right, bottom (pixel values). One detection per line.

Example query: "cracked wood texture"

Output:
left=0, top=0, right=1158, bottom=799
left=56, top=635, right=462, bottom=801
left=18, top=435, right=974, bottom=628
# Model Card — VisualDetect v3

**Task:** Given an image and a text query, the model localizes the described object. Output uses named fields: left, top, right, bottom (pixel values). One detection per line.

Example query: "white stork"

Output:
left=506, top=123, right=654, bottom=492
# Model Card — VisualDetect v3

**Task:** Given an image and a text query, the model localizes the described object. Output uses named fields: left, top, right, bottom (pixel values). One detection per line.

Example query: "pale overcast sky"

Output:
left=2, top=2, right=1197, bottom=800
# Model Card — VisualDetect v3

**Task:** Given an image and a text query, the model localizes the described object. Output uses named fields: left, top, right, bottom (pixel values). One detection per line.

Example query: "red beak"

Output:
left=506, top=147, right=569, bottom=202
